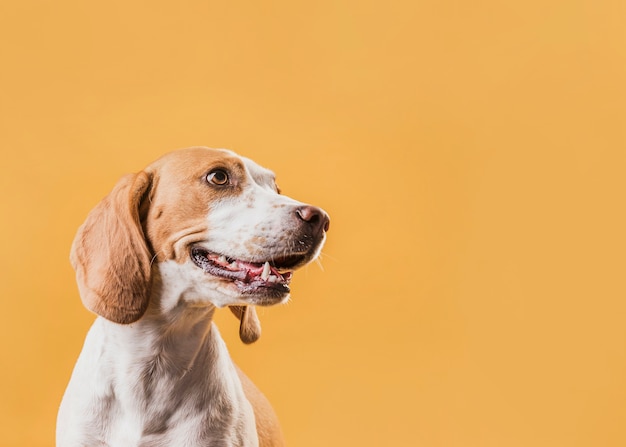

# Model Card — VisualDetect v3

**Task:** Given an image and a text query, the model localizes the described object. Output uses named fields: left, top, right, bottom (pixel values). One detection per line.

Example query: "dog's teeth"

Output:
left=268, top=275, right=278, bottom=283
left=229, top=261, right=238, bottom=269
left=261, top=261, right=271, bottom=280
left=218, top=256, right=227, bottom=265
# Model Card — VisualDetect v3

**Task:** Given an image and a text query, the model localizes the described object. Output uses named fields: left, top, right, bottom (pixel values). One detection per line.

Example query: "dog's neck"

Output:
left=81, top=265, right=255, bottom=443
left=104, top=266, right=224, bottom=384
left=117, top=305, right=217, bottom=380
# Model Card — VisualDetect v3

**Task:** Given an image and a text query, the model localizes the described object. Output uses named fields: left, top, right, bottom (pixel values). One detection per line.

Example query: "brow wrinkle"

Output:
left=149, top=253, right=159, bottom=267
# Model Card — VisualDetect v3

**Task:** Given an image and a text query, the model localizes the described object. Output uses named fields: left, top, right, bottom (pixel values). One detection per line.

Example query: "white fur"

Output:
left=57, top=149, right=328, bottom=446
left=57, top=261, right=258, bottom=446
left=205, top=157, right=308, bottom=257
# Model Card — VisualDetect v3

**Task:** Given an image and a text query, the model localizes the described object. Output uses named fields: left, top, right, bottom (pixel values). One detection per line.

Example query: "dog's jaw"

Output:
left=190, top=246, right=293, bottom=299
left=153, top=258, right=291, bottom=310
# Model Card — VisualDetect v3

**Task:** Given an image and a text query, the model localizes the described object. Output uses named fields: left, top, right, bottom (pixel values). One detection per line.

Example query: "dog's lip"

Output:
left=189, top=246, right=306, bottom=295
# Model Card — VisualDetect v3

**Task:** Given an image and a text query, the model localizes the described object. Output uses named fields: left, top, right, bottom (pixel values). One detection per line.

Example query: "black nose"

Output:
left=295, top=205, right=330, bottom=233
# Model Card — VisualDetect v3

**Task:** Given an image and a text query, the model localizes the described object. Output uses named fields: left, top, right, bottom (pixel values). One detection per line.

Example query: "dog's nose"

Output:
left=296, top=205, right=330, bottom=233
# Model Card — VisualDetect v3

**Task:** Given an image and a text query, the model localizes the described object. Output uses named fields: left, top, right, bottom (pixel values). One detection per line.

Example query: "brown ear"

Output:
left=70, top=172, right=153, bottom=324
left=229, top=306, right=262, bottom=344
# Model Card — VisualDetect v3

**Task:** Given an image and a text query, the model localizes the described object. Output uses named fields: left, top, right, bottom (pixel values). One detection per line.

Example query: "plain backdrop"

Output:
left=1, top=1, right=625, bottom=446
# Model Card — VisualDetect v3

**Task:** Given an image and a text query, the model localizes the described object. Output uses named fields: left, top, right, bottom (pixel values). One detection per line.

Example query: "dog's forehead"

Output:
left=148, top=147, right=276, bottom=188
left=240, top=155, right=276, bottom=187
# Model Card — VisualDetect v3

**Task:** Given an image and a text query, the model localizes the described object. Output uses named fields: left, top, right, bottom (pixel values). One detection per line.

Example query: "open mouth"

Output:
left=190, top=246, right=307, bottom=298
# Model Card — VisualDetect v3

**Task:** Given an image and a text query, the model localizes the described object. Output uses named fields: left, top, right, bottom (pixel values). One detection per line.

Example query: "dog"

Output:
left=57, top=147, right=330, bottom=447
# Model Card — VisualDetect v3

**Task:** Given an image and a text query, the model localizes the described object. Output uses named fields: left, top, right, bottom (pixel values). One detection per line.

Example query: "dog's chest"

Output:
left=111, top=368, right=256, bottom=446
left=105, top=401, right=256, bottom=447
left=59, top=320, right=258, bottom=447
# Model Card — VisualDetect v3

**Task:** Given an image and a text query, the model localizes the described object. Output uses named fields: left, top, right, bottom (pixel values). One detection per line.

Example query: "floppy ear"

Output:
left=229, top=306, right=262, bottom=344
left=70, top=172, right=153, bottom=324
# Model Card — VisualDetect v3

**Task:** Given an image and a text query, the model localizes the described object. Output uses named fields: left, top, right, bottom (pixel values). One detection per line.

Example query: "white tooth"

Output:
left=261, top=261, right=271, bottom=280
left=268, top=275, right=278, bottom=283
left=229, top=261, right=238, bottom=269
left=218, top=256, right=227, bottom=265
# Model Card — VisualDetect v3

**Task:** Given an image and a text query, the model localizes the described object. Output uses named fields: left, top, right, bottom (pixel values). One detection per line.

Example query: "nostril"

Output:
left=296, top=206, right=318, bottom=223
left=296, top=206, right=330, bottom=233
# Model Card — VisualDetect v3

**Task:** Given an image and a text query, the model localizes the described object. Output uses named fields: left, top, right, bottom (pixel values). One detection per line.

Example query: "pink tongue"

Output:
left=240, top=261, right=284, bottom=279
left=209, top=254, right=284, bottom=279
left=237, top=261, right=264, bottom=275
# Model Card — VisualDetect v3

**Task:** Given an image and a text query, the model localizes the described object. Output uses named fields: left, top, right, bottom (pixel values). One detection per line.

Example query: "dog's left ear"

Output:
left=229, top=306, right=261, bottom=344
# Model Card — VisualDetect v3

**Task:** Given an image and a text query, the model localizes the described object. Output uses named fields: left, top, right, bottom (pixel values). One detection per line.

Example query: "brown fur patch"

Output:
left=229, top=306, right=262, bottom=344
left=71, top=147, right=254, bottom=323
left=142, top=148, right=248, bottom=262
left=70, top=172, right=153, bottom=324
left=236, top=366, right=286, bottom=447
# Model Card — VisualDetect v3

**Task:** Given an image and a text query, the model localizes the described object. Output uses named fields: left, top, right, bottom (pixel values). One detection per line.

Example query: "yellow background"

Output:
left=1, top=1, right=625, bottom=446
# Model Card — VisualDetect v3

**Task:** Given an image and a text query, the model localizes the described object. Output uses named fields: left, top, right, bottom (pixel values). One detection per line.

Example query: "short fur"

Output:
left=57, top=147, right=329, bottom=447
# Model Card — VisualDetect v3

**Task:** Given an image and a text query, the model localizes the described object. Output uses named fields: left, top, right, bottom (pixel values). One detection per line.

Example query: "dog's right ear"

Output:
left=70, top=172, right=153, bottom=324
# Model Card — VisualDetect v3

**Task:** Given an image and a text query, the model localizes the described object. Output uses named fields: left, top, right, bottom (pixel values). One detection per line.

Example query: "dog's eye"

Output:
left=206, top=169, right=229, bottom=186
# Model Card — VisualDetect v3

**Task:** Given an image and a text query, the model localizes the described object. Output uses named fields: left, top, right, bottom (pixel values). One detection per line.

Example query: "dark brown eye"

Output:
left=206, top=169, right=229, bottom=186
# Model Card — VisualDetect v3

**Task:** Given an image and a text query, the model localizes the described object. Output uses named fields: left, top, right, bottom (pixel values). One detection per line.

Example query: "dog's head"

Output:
left=70, top=147, right=329, bottom=342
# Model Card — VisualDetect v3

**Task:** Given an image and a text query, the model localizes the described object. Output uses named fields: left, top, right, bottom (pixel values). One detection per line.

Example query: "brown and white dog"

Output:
left=57, top=147, right=329, bottom=447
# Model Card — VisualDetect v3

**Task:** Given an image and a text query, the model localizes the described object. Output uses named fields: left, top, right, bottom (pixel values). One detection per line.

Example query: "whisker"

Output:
left=318, top=250, right=338, bottom=262
left=314, top=257, right=325, bottom=272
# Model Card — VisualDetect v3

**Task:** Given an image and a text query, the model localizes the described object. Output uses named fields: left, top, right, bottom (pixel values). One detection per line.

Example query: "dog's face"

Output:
left=143, top=147, right=329, bottom=307
left=71, top=147, right=329, bottom=327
